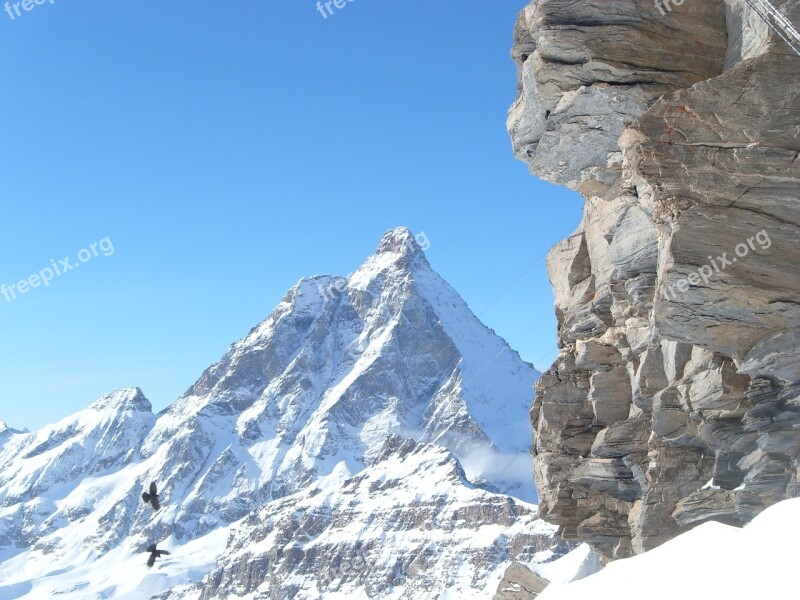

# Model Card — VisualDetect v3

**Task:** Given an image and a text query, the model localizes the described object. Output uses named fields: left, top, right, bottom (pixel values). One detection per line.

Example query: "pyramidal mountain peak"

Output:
left=89, top=387, right=154, bottom=413
left=0, top=228, right=567, bottom=599
left=374, top=225, right=429, bottom=259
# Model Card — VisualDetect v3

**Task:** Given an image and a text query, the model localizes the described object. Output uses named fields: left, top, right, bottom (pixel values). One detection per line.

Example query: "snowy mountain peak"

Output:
left=152, top=227, right=539, bottom=502
left=88, top=387, right=153, bottom=414
left=350, top=227, right=433, bottom=301
left=0, top=228, right=557, bottom=599
left=0, top=421, right=22, bottom=436
left=0, top=422, right=26, bottom=447
left=375, top=226, right=427, bottom=258
left=346, top=227, right=432, bottom=289
left=0, top=389, right=156, bottom=512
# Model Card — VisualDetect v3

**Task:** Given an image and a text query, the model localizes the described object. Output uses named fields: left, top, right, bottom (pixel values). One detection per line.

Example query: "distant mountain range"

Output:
left=0, top=227, right=569, bottom=599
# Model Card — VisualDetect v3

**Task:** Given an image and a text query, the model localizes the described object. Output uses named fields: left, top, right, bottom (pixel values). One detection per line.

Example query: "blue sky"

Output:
left=0, top=0, right=582, bottom=431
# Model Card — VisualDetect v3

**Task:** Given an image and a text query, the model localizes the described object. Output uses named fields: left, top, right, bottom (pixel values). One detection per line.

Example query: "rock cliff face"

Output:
left=509, top=0, right=800, bottom=560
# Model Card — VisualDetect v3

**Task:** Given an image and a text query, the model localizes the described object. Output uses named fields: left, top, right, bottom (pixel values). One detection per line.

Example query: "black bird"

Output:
left=145, top=543, right=170, bottom=568
left=141, top=481, right=161, bottom=511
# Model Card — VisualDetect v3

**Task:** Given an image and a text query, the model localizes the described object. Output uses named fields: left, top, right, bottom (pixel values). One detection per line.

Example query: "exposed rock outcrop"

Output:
left=193, top=439, right=567, bottom=600
left=509, top=0, right=800, bottom=560
left=494, top=563, right=550, bottom=600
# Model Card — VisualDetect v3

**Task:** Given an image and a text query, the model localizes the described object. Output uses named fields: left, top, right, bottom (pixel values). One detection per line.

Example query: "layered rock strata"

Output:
left=509, top=0, right=800, bottom=560
left=494, top=563, right=550, bottom=600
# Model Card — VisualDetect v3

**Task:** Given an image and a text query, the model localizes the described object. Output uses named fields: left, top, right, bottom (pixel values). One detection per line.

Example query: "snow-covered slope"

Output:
left=185, top=437, right=563, bottom=600
left=0, top=422, right=23, bottom=450
left=0, top=390, right=155, bottom=503
left=0, top=228, right=563, bottom=599
left=0, top=389, right=156, bottom=551
left=537, top=497, right=800, bottom=600
left=529, top=544, right=601, bottom=586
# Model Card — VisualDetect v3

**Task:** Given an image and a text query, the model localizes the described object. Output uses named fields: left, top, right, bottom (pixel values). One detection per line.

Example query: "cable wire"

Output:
left=743, top=0, right=800, bottom=56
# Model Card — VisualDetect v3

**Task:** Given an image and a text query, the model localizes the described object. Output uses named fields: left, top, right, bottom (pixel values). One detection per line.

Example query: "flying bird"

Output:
left=141, top=481, right=161, bottom=511
left=145, top=543, right=171, bottom=568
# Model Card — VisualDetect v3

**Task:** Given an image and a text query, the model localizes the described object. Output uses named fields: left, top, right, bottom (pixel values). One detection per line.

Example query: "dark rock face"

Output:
left=509, top=0, right=800, bottom=560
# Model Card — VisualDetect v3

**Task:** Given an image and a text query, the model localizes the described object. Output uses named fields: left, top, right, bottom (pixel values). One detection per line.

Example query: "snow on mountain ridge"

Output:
left=0, top=227, right=556, bottom=599
left=191, top=437, right=564, bottom=600
left=0, top=421, right=20, bottom=439
left=0, top=388, right=155, bottom=505
left=140, top=226, right=539, bottom=507
left=89, top=387, right=153, bottom=413
left=0, top=421, right=22, bottom=453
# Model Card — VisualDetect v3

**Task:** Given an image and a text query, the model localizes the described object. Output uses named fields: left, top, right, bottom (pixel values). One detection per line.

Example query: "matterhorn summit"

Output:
left=0, top=228, right=567, bottom=599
